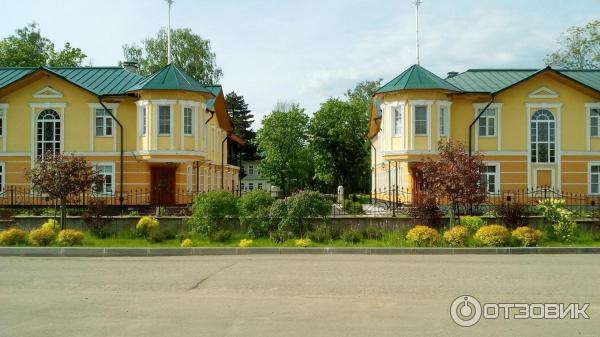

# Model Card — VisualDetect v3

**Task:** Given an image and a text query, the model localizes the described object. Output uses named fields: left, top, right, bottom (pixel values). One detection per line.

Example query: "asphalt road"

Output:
left=1, top=255, right=599, bottom=337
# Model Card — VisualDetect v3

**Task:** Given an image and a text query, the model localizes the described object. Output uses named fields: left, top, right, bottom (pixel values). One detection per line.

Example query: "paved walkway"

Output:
left=1, top=255, right=599, bottom=337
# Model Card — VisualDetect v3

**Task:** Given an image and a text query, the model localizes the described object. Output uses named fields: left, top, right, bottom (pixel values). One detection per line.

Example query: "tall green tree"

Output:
left=225, top=91, right=257, bottom=159
left=123, top=28, right=222, bottom=84
left=546, top=20, right=600, bottom=69
left=309, top=98, right=370, bottom=194
left=345, top=79, right=382, bottom=109
left=256, top=102, right=313, bottom=195
left=0, top=23, right=86, bottom=67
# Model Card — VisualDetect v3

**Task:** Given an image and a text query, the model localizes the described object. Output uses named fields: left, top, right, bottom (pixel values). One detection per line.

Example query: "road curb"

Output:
left=1, top=246, right=600, bottom=257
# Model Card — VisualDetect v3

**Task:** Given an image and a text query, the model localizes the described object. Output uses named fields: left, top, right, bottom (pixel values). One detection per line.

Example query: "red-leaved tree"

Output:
left=420, top=140, right=486, bottom=225
left=27, top=153, right=104, bottom=229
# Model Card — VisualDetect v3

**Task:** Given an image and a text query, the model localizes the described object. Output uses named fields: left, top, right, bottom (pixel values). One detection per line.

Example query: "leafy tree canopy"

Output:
left=123, top=28, right=222, bottom=84
left=0, top=23, right=86, bottom=67
left=546, top=20, right=600, bottom=69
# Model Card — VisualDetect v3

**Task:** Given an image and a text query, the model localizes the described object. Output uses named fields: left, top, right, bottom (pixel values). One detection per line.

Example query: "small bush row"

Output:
left=405, top=224, right=543, bottom=247
left=0, top=219, right=85, bottom=247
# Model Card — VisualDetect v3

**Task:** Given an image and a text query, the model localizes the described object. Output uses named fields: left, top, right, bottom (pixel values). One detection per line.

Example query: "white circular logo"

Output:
left=450, top=295, right=482, bottom=327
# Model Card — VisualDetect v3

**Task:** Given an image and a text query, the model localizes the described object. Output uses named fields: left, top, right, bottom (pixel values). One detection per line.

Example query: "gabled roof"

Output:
left=0, top=66, right=143, bottom=96
left=376, top=64, right=460, bottom=94
left=446, top=67, right=600, bottom=94
left=126, top=63, right=213, bottom=94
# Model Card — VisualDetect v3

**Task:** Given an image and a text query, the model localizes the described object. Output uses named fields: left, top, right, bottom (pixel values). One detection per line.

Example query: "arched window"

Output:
left=530, top=109, right=555, bottom=163
left=37, top=109, right=61, bottom=160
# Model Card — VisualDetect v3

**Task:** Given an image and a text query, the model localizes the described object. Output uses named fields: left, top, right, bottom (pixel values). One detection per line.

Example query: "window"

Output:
left=158, top=105, right=171, bottom=135
left=531, top=109, right=555, bottom=163
left=183, top=107, right=193, bottom=135
left=480, top=164, right=499, bottom=194
left=393, top=107, right=403, bottom=136
left=186, top=165, right=193, bottom=192
left=0, top=108, right=4, bottom=137
left=241, top=183, right=245, bottom=191
left=258, top=183, right=263, bottom=190
left=439, top=106, right=449, bottom=137
left=478, top=108, right=496, bottom=137
left=590, top=165, right=600, bottom=194
left=249, top=183, right=254, bottom=191
left=36, top=109, right=61, bottom=160
left=94, top=163, right=114, bottom=195
left=142, top=106, right=147, bottom=135
left=590, top=108, right=600, bottom=137
left=249, top=165, right=254, bottom=175
left=95, top=108, right=113, bottom=136
left=414, top=106, right=427, bottom=135
left=0, top=162, right=4, bottom=193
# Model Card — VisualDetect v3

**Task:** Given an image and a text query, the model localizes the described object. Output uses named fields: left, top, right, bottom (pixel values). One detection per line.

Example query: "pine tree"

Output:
left=225, top=91, right=257, bottom=160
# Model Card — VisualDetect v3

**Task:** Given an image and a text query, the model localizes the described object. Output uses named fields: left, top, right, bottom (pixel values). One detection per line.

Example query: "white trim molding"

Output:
left=408, top=100, right=433, bottom=150
left=0, top=103, right=8, bottom=152
left=588, top=161, right=600, bottom=195
left=88, top=103, right=119, bottom=152
left=29, top=103, right=66, bottom=168
left=533, top=167, right=555, bottom=189
left=526, top=103, right=562, bottom=190
left=153, top=100, right=177, bottom=151
left=473, top=102, right=503, bottom=151
left=33, top=86, right=63, bottom=99
left=437, top=100, right=452, bottom=139
left=180, top=101, right=198, bottom=151
left=528, top=86, right=559, bottom=99
left=482, top=161, right=501, bottom=194
left=585, top=102, right=600, bottom=151
left=92, top=161, right=116, bottom=196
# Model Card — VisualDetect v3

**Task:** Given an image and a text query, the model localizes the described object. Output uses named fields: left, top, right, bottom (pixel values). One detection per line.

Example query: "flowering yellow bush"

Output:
left=239, top=239, right=253, bottom=247
left=474, top=225, right=510, bottom=247
left=406, top=225, right=439, bottom=247
left=294, top=238, right=312, bottom=247
left=29, top=227, right=57, bottom=246
left=136, top=216, right=160, bottom=238
left=180, top=238, right=193, bottom=247
left=41, top=219, right=60, bottom=232
left=512, top=226, right=543, bottom=247
left=57, top=229, right=85, bottom=246
left=0, top=227, right=28, bottom=246
left=443, top=225, right=469, bottom=247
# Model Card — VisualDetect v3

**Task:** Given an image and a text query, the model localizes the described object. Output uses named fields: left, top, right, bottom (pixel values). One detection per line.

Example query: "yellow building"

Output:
left=368, top=64, right=600, bottom=198
left=0, top=63, right=243, bottom=206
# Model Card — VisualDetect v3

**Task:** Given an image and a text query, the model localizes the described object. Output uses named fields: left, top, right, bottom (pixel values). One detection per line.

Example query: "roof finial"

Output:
left=165, top=0, right=174, bottom=64
left=414, top=0, right=422, bottom=65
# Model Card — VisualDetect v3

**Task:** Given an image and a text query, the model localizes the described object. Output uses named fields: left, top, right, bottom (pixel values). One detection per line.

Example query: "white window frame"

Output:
left=142, top=106, right=147, bottom=135
left=393, top=106, right=403, bottom=136
left=586, top=103, right=600, bottom=150
left=414, top=105, right=428, bottom=136
left=186, top=165, right=193, bottom=192
left=0, top=161, right=5, bottom=193
left=437, top=101, right=451, bottom=138
left=249, top=165, right=254, bottom=175
left=89, top=103, right=118, bottom=152
left=158, top=105, right=171, bottom=135
left=0, top=104, right=5, bottom=138
left=589, top=162, right=600, bottom=195
left=530, top=109, right=556, bottom=164
left=481, top=162, right=500, bottom=194
left=473, top=103, right=503, bottom=151
left=183, top=107, right=194, bottom=136
left=95, top=108, right=114, bottom=137
left=478, top=108, right=497, bottom=137
left=93, top=162, right=116, bottom=196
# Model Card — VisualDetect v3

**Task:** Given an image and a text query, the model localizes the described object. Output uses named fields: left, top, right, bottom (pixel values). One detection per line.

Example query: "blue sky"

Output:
left=1, top=0, right=599, bottom=128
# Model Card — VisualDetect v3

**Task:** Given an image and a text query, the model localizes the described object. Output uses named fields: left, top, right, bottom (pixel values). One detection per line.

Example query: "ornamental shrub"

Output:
left=239, top=239, right=253, bottom=247
left=57, top=229, right=85, bottom=246
left=511, top=226, right=543, bottom=247
left=495, top=202, right=529, bottom=229
left=341, top=229, right=363, bottom=244
left=537, top=199, right=577, bottom=242
left=41, top=219, right=60, bottom=232
left=29, top=227, right=57, bottom=246
left=294, top=238, right=312, bottom=247
left=406, top=225, right=440, bottom=247
left=459, top=216, right=485, bottom=233
left=274, top=191, right=331, bottom=237
left=474, top=225, right=510, bottom=247
left=0, top=227, right=28, bottom=246
left=136, top=216, right=159, bottom=239
left=208, top=229, right=232, bottom=243
left=443, top=225, right=469, bottom=247
left=238, top=190, right=275, bottom=238
left=180, top=239, right=193, bottom=247
left=307, top=225, right=332, bottom=243
left=191, top=191, right=238, bottom=237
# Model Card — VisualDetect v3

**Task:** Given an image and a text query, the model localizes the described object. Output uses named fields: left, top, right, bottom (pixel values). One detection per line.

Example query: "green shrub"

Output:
left=342, top=229, right=363, bottom=244
left=537, top=199, right=577, bottom=242
left=57, top=229, right=85, bottom=246
left=147, top=230, right=166, bottom=243
left=363, top=226, right=385, bottom=240
left=274, top=191, right=331, bottom=237
left=209, top=229, right=232, bottom=243
left=41, top=219, right=60, bottom=232
left=406, top=225, right=440, bottom=247
left=191, top=191, right=238, bottom=236
left=343, top=200, right=364, bottom=215
left=495, top=202, right=528, bottom=229
left=307, top=225, right=332, bottom=243
left=269, top=230, right=289, bottom=244
left=0, top=227, right=28, bottom=246
left=459, top=216, right=485, bottom=233
left=511, top=226, right=543, bottom=247
left=238, top=190, right=275, bottom=238
left=474, top=225, right=510, bottom=247
left=136, top=216, right=159, bottom=239
left=443, top=225, right=469, bottom=247
left=29, top=227, right=57, bottom=246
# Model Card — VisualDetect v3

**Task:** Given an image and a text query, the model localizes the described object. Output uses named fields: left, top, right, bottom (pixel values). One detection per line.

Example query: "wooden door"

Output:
left=536, top=170, right=553, bottom=189
left=151, top=166, right=176, bottom=205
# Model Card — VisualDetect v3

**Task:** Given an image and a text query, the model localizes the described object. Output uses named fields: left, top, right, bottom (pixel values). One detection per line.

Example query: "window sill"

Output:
left=95, top=135, right=114, bottom=138
left=158, top=134, right=171, bottom=136
left=478, top=135, right=497, bottom=138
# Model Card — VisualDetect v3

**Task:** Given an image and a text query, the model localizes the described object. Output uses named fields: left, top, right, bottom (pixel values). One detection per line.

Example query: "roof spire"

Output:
left=414, top=0, right=422, bottom=65
left=165, top=0, right=174, bottom=64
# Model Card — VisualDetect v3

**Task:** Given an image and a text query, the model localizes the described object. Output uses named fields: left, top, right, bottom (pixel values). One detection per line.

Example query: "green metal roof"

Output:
left=446, top=68, right=600, bottom=94
left=0, top=66, right=143, bottom=96
left=126, top=63, right=212, bottom=94
left=205, top=85, right=222, bottom=111
left=376, top=64, right=460, bottom=94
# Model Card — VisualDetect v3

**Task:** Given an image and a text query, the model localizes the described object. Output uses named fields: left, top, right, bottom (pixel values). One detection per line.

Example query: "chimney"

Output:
left=447, top=71, right=459, bottom=78
left=123, top=61, right=140, bottom=74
